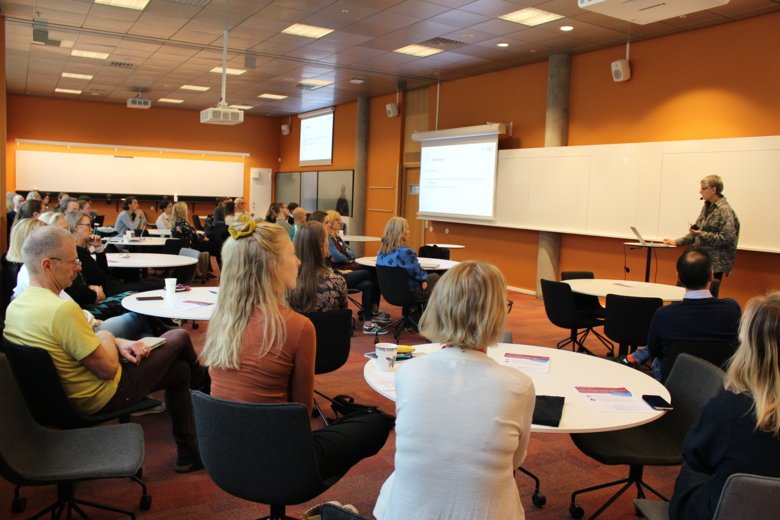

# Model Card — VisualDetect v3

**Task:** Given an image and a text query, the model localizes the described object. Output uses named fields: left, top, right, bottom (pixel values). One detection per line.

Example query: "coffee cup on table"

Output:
left=375, top=343, right=398, bottom=372
left=165, top=278, right=177, bottom=301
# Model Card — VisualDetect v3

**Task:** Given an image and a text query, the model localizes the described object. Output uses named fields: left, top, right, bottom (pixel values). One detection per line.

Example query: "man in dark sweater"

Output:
left=623, top=248, right=741, bottom=380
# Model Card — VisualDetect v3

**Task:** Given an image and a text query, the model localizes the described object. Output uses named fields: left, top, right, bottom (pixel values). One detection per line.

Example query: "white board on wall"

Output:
left=16, top=150, right=244, bottom=197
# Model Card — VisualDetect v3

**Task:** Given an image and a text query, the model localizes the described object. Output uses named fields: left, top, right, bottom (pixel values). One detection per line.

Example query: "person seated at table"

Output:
left=56, top=196, right=80, bottom=215
left=323, top=210, right=389, bottom=335
left=17, top=199, right=43, bottom=221
left=308, top=210, right=326, bottom=223
left=223, top=200, right=237, bottom=226
left=171, top=201, right=219, bottom=261
left=156, top=199, right=175, bottom=230
left=4, top=218, right=46, bottom=305
left=620, top=248, right=740, bottom=380
left=38, top=211, right=66, bottom=227
left=290, top=206, right=307, bottom=239
left=669, top=291, right=780, bottom=519
left=200, top=215, right=394, bottom=481
left=376, top=216, right=439, bottom=303
left=4, top=225, right=209, bottom=473
left=114, top=196, right=147, bottom=236
left=288, top=221, right=347, bottom=313
left=373, top=261, right=536, bottom=520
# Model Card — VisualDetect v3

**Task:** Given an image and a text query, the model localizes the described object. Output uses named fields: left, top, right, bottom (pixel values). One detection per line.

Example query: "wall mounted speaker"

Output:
left=385, top=102, right=399, bottom=118
left=281, top=123, right=291, bottom=135
left=611, top=59, right=631, bottom=82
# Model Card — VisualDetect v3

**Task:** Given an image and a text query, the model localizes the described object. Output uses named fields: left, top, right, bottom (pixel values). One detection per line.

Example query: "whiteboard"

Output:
left=16, top=150, right=244, bottom=197
left=463, top=135, right=779, bottom=253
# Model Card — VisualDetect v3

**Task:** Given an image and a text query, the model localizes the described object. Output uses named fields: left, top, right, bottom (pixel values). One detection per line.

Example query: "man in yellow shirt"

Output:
left=4, top=226, right=208, bottom=473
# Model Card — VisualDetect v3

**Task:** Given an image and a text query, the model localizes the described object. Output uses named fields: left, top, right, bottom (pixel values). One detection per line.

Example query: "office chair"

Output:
left=709, top=278, right=721, bottom=298
left=192, top=391, right=344, bottom=520
left=375, top=266, right=425, bottom=342
left=418, top=245, right=450, bottom=260
left=604, top=294, right=662, bottom=357
left=568, top=355, right=725, bottom=519
left=540, top=279, right=610, bottom=356
left=660, top=340, right=737, bottom=383
left=561, top=271, right=605, bottom=317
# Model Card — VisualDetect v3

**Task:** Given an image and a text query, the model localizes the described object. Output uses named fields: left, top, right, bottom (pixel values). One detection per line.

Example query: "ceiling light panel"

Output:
left=71, top=49, right=110, bottom=60
left=94, top=0, right=151, bottom=10
left=229, top=104, right=253, bottom=110
left=281, top=23, right=335, bottom=39
left=180, top=84, right=210, bottom=91
left=55, top=88, right=82, bottom=94
left=209, top=66, right=246, bottom=75
left=258, top=93, right=288, bottom=100
left=158, top=98, right=184, bottom=103
left=394, top=44, right=443, bottom=57
left=62, top=72, right=94, bottom=80
left=500, top=8, right=564, bottom=26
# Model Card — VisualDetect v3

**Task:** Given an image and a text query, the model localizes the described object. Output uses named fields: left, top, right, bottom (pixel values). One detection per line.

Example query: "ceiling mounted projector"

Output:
left=201, top=30, right=244, bottom=126
left=578, top=0, right=729, bottom=25
left=127, top=95, right=151, bottom=109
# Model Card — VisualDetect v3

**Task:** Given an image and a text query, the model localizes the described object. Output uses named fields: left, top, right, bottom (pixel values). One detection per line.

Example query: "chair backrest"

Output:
left=540, top=278, right=581, bottom=329
left=604, top=294, right=663, bottom=346
left=2, top=338, right=88, bottom=428
left=713, top=473, right=780, bottom=519
left=191, top=391, right=332, bottom=505
left=661, top=340, right=737, bottom=383
left=418, top=245, right=450, bottom=260
left=302, top=309, right=353, bottom=375
left=92, top=214, right=105, bottom=227
left=709, top=278, right=721, bottom=298
left=191, top=214, right=204, bottom=231
left=173, top=247, right=200, bottom=285
left=561, top=271, right=595, bottom=280
left=656, top=354, right=725, bottom=443
left=162, top=237, right=182, bottom=255
left=375, top=266, right=417, bottom=309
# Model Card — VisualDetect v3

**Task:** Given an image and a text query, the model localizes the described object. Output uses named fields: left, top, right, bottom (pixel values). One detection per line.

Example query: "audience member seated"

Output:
left=376, top=216, right=439, bottom=303
left=38, top=211, right=67, bottom=227
left=290, top=206, right=307, bottom=239
left=266, top=202, right=293, bottom=237
left=286, top=202, right=299, bottom=225
left=57, top=196, right=80, bottom=214
left=114, top=196, right=147, bottom=236
left=233, top=196, right=246, bottom=216
left=3, top=226, right=209, bottom=472
left=4, top=218, right=46, bottom=300
left=374, top=261, right=535, bottom=519
left=201, top=216, right=393, bottom=481
left=223, top=200, right=237, bottom=226
left=156, top=199, right=175, bottom=230
left=288, top=221, right=347, bottom=313
left=171, top=202, right=219, bottom=266
left=17, top=199, right=43, bottom=221
left=308, top=210, right=326, bottom=223
left=323, top=210, right=389, bottom=335
left=669, top=291, right=780, bottom=519
left=621, top=248, right=741, bottom=379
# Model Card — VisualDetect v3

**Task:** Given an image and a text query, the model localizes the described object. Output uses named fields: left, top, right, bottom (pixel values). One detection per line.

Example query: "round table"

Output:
left=425, top=243, right=465, bottom=249
left=121, top=287, right=218, bottom=321
left=356, top=256, right=459, bottom=271
left=105, top=237, right=168, bottom=247
left=341, top=235, right=381, bottom=242
left=105, top=253, right=197, bottom=269
left=564, top=278, right=685, bottom=302
left=146, top=229, right=172, bottom=236
left=364, top=343, right=670, bottom=434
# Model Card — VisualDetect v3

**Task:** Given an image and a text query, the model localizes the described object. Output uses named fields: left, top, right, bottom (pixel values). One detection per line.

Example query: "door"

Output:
left=249, top=167, right=272, bottom=219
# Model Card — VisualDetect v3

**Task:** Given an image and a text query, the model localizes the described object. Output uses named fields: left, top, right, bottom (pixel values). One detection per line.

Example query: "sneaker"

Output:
left=174, top=453, right=204, bottom=473
left=363, top=323, right=389, bottom=335
left=372, top=310, right=392, bottom=323
left=617, top=355, right=639, bottom=368
left=130, top=400, right=166, bottom=417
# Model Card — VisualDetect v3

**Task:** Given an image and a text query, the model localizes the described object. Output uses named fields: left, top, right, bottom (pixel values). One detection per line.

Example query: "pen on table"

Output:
left=209, top=290, right=219, bottom=294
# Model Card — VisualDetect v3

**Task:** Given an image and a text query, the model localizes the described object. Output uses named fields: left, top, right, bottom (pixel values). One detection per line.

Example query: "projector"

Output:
left=127, top=97, right=151, bottom=109
left=200, top=105, right=244, bottom=125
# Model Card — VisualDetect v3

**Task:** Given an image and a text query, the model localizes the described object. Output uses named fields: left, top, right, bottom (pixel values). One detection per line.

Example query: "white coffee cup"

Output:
left=164, top=278, right=177, bottom=301
left=125, top=230, right=133, bottom=240
left=375, top=343, right=398, bottom=372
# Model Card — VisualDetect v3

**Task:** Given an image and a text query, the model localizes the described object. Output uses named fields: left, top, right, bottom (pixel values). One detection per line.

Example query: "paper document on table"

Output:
left=168, top=300, right=214, bottom=311
left=575, top=386, right=649, bottom=413
left=419, top=261, right=440, bottom=269
left=372, top=371, right=397, bottom=399
left=502, top=353, right=551, bottom=374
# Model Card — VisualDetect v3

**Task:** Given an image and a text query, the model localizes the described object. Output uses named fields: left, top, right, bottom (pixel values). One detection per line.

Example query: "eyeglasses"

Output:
left=506, top=299, right=514, bottom=314
left=50, top=257, right=82, bottom=267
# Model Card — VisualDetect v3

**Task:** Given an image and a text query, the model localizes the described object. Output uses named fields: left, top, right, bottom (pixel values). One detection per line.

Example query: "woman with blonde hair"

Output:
left=38, top=211, right=67, bottom=227
left=374, top=261, right=535, bottom=519
left=670, top=291, right=780, bottom=519
left=201, top=215, right=393, bottom=480
left=377, top=216, right=438, bottom=302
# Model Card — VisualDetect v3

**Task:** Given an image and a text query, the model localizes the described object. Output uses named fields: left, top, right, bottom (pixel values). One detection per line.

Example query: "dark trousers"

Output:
left=100, top=329, right=209, bottom=458
left=343, top=269, right=380, bottom=319
left=312, top=411, right=394, bottom=480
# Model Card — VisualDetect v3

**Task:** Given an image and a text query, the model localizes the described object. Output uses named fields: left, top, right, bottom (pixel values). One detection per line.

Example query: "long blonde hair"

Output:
left=378, top=216, right=408, bottom=255
left=200, top=220, right=291, bottom=369
left=7, top=218, right=46, bottom=263
left=419, top=261, right=507, bottom=351
left=725, top=292, right=780, bottom=436
left=172, top=202, right=189, bottom=222
left=323, top=210, right=341, bottom=237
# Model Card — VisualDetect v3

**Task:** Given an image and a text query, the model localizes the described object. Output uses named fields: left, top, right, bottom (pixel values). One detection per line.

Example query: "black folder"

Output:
left=532, top=395, right=565, bottom=428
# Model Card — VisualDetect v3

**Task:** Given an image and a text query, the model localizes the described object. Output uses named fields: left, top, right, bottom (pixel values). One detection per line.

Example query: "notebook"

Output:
left=141, top=337, right=167, bottom=350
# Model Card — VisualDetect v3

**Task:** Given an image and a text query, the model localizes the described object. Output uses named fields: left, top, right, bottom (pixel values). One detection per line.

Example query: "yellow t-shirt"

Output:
left=3, top=286, right=122, bottom=415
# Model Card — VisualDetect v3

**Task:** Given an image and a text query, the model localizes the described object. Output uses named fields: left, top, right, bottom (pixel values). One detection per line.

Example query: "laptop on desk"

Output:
left=630, top=226, right=666, bottom=247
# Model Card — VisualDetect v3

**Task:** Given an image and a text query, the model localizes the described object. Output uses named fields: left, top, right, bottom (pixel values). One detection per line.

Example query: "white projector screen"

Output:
left=418, top=136, right=499, bottom=220
left=299, top=108, right=334, bottom=166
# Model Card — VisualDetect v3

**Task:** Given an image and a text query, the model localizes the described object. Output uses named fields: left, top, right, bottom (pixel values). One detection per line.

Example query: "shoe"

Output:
left=174, top=453, right=204, bottom=473
left=363, top=323, right=389, bottom=335
left=372, top=310, right=392, bottom=323
left=130, top=401, right=166, bottom=417
left=617, top=355, right=639, bottom=368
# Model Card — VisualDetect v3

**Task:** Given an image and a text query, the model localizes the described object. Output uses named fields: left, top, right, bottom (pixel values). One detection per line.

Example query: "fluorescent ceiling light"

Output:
left=496, top=42, right=509, bottom=48
left=158, top=98, right=184, bottom=103
left=281, top=23, right=334, bottom=39
left=71, top=49, right=110, bottom=60
left=560, top=25, right=574, bottom=31
left=94, top=0, right=150, bottom=10
left=62, top=72, right=93, bottom=80
left=180, top=84, right=210, bottom=91
left=394, top=44, right=442, bottom=57
left=297, top=79, right=334, bottom=89
left=55, top=88, right=82, bottom=94
left=210, top=66, right=246, bottom=76
left=258, top=93, right=287, bottom=100
left=229, top=104, right=253, bottom=110
left=500, top=8, right=564, bottom=26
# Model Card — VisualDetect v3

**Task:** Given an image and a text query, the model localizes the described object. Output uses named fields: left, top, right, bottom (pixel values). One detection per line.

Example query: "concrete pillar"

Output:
left=352, top=96, right=369, bottom=256
left=536, top=54, right=571, bottom=295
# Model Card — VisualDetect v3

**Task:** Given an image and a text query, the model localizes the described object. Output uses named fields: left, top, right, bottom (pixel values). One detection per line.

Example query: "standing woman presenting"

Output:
left=663, top=175, right=739, bottom=280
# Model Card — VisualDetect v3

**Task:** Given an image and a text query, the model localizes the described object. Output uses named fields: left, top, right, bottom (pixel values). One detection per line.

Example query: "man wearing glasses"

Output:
left=3, top=226, right=209, bottom=473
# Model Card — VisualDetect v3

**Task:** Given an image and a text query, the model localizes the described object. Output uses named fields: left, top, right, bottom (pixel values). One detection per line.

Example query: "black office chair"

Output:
left=604, top=294, right=663, bottom=357
left=192, top=391, right=345, bottom=520
left=375, top=266, right=425, bottom=342
left=709, top=278, right=721, bottom=298
left=418, top=245, right=450, bottom=260
left=540, top=279, right=610, bottom=356
left=191, top=213, right=204, bottom=231
left=162, top=237, right=182, bottom=256
left=561, top=271, right=605, bottom=317
left=92, top=214, right=105, bottom=227
left=568, top=354, right=725, bottom=519
left=302, top=309, right=353, bottom=424
left=660, top=340, right=737, bottom=383
left=0, top=353, right=150, bottom=518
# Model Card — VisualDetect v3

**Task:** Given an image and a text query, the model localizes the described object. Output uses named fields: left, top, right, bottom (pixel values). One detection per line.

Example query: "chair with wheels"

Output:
left=568, top=354, right=725, bottom=519
left=192, top=391, right=346, bottom=520
left=660, top=340, right=737, bottom=383
left=375, top=266, right=425, bottom=342
left=0, top=353, right=150, bottom=519
left=540, top=279, right=611, bottom=355
left=302, top=309, right=353, bottom=425
left=604, top=294, right=662, bottom=358
left=418, top=245, right=450, bottom=260
left=561, top=271, right=605, bottom=318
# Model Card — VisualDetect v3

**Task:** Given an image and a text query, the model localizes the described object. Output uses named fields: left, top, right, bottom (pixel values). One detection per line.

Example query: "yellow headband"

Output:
left=228, top=214, right=256, bottom=239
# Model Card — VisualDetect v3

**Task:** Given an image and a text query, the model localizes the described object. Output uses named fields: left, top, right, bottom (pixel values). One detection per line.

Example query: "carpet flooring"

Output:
left=1, top=281, right=681, bottom=519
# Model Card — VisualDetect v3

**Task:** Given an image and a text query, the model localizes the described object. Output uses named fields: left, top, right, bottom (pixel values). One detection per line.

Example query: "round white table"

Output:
left=356, top=256, right=459, bottom=271
left=425, top=243, right=465, bottom=249
left=341, top=235, right=381, bottom=242
left=146, top=228, right=172, bottom=236
left=105, top=236, right=168, bottom=247
left=105, top=253, right=197, bottom=269
left=122, top=287, right=218, bottom=321
left=564, top=278, right=684, bottom=302
left=364, top=343, right=670, bottom=434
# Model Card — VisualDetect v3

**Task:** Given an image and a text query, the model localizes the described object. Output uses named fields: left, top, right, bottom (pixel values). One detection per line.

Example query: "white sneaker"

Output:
left=363, top=323, right=389, bottom=335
